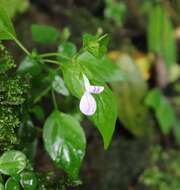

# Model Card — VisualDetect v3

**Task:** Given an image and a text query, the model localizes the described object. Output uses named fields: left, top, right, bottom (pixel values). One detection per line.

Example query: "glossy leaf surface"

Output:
left=5, top=177, right=20, bottom=190
left=20, top=171, right=37, bottom=190
left=43, top=111, right=86, bottom=180
left=0, top=151, right=26, bottom=176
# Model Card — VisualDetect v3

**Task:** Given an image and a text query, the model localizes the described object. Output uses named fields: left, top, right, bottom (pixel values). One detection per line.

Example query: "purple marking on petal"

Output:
left=79, top=92, right=96, bottom=116
left=89, top=86, right=104, bottom=94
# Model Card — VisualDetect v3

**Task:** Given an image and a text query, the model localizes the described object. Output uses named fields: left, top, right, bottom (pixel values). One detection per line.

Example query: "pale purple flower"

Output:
left=80, top=74, right=104, bottom=116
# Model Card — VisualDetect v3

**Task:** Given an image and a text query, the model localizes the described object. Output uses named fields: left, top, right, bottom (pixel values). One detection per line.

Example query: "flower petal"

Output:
left=89, top=85, right=104, bottom=94
left=79, top=92, right=96, bottom=116
left=83, top=74, right=90, bottom=92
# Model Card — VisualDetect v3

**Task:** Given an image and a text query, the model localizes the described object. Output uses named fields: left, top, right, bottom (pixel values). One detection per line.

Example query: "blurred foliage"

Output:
left=110, top=53, right=149, bottom=136
left=148, top=3, right=177, bottom=68
left=104, top=0, right=127, bottom=26
left=0, top=0, right=29, bottom=18
left=140, top=146, right=180, bottom=190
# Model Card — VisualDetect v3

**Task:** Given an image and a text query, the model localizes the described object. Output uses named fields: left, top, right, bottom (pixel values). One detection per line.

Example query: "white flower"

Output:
left=79, top=74, right=104, bottom=116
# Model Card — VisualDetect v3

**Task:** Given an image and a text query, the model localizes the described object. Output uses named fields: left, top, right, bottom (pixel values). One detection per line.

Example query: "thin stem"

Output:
left=11, top=35, right=31, bottom=56
left=51, top=90, right=58, bottom=110
left=40, top=52, right=62, bottom=58
left=33, top=86, right=51, bottom=104
left=42, top=59, right=60, bottom=65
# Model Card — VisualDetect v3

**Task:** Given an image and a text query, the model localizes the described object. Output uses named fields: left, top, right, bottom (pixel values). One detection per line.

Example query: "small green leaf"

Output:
left=91, top=84, right=117, bottom=149
left=58, top=42, right=77, bottom=59
left=52, top=75, right=69, bottom=96
left=43, top=111, right=86, bottom=180
left=0, top=151, right=26, bottom=176
left=83, top=33, right=109, bottom=58
left=31, top=24, right=59, bottom=44
left=5, top=177, right=20, bottom=190
left=20, top=171, right=37, bottom=190
left=0, top=6, right=16, bottom=40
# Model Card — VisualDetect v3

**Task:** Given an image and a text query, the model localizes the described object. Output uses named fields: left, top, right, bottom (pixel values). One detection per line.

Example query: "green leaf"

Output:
left=20, top=171, right=37, bottom=190
left=0, top=0, right=29, bottom=18
left=0, top=183, right=4, bottom=190
left=77, top=51, right=126, bottom=82
left=18, top=56, right=42, bottom=76
left=91, top=84, right=117, bottom=149
left=58, top=42, right=77, bottom=59
left=0, top=6, right=16, bottom=40
left=62, top=62, right=84, bottom=98
left=5, top=177, right=20, bottom=190
left=31, top=24, right=59, bottom=44
left=110, top=55, right=148, bottom=136
left=52, top=75, right=69, bottom=96
left=83, top=33, right=109, bottom=58
left=43, top=111, right=86, bottom=180
left=145, top=89, right=176, bottom=134
left=0, top=151, right=26, bottom=176
left=148, top=4, right=176, bottom=67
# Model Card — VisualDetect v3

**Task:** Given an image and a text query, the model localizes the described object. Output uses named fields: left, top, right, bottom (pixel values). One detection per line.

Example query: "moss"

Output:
left=0, top=43, right=27, bottom=151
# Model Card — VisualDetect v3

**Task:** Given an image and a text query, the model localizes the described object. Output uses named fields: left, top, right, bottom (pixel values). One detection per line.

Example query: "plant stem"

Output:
left=42, top=59, right=60, bottom=65
left=51, top=90, right=58, bottom=110
left=40, top=52, right=62, bottom=58
left=33, top=86, right=51, bottom=104
left=12, top=36, right=31, bottom=56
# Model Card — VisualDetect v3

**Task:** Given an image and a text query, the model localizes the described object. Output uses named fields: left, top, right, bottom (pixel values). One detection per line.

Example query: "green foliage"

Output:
left=20, top=171, right=37, bottom=190
left=0, top=183, right=4, bottom=190
left=148, top=3, right=176, bottom=67
left=0, top=150, right=26, bottom=176
left=62, top=51, right=119, bottom=148
left=104, top=0, right=127, bottom=26
left=140, top=146, right=180, bottom=190
left=31, top=24, right=59, bottom=44
left=83, top=33, right=109, bottom=58
left=43, top=111, right=86, bottom=181
left=0, top=0, right=29, bottom=18
left=111, top=55, right=149, bottom=136
left=0, top=6, right=16, bottom=40
left=77, top=51, right=126, bottom=82
left=52, top=75, right=69, bottom=96
left=5, top=177, right=20, bottom=190
left=145, top=88, right=176, bottom=134
left=91, top=85, right=117, bottom=149
left=58, top=42, right=77, bottom=59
